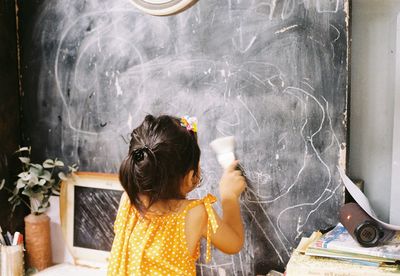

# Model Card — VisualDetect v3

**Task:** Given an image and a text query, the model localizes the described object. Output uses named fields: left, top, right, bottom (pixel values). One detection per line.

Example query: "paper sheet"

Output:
left=339, top=167, right=400, bottom=231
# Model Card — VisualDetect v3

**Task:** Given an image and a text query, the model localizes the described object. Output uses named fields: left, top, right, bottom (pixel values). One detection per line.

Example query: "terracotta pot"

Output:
left=24, top=213, right=53, bottom=270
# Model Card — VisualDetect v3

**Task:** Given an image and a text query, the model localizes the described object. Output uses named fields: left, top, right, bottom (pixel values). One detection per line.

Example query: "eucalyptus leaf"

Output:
left=30, top=163, right=43, bottom=170
left=28, top=175, right=39, bottom=186
left=39, top=170, right=51, bottom=181
left=22, top=189, right=33, bottom=197
left=15, top=147, right=30, bottom=153
left=29, top=166, right=41, bottom=175
left=27, top=179, right=37, bottom=187
left=69, top=164, right=78, bottom=172
left=54, top=160, right=64, bottom=167
left=16, top=179, right=26, bottom=189
left=19, top=157, right=30, bottom=164
left=36, top=207, right=47, bottom=214
left=6, top=149, right=78, bottom=215
left=43, top=159, right=55, bottom=168
left=18, top=172, right=31, bottom=181
left=31, top=192, right=44, bottom=202
left=58, top=172, right=67, bottom=181
left=29, top=163, right=43, bottom=175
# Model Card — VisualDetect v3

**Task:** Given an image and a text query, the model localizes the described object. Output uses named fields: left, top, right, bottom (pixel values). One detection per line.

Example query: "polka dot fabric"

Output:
left=107, top=193, right=218, bottom=276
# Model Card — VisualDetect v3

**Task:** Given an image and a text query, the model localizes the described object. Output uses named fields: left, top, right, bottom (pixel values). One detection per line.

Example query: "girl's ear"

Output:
left=182, top=170, right=195, bottom=194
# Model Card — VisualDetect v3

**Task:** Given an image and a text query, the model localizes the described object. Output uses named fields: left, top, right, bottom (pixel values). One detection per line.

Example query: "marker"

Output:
left=6, top=231, right=13, bottom=245
left=17, top=233, right=24, bottom=245
left=3, top=233, right=11, bottom=245
left=12, top=232, right=21, bottom=246
left=0, top=226, right=6, bottom=245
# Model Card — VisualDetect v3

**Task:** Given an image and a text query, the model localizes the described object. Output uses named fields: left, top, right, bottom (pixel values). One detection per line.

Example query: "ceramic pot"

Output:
left=24, top=213, right=52, bottom=270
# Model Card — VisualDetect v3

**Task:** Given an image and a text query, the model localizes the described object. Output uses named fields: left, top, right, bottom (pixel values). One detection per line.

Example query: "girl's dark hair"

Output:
left=119, top=114, right=201, bottom=214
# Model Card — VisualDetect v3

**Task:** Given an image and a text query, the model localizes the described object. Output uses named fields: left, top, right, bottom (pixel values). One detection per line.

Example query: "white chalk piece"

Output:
left=210, top=136, right=236, bottom=169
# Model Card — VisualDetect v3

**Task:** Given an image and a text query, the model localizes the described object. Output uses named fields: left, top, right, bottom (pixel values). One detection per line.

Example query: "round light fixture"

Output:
left=130, top=0, right=198, bottom=16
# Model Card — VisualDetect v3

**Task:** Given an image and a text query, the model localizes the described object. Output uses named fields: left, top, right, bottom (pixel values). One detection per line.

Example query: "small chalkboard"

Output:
left=60, top=172, right=123, bottom=268
left=73, top=186, right=122, bottom=251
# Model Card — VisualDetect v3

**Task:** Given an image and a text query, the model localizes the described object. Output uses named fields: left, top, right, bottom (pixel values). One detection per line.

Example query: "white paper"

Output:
left=45, top=196, right=74, bottom=264
left=338, top=167, right=400, bottom=231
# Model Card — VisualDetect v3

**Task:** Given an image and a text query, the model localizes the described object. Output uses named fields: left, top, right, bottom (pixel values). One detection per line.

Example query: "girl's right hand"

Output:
left=219, top=160, right=246, bottom=200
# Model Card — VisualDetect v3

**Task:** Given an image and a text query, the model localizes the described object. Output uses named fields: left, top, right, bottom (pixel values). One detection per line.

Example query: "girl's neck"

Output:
left=138, top=194, right=186, bottom=216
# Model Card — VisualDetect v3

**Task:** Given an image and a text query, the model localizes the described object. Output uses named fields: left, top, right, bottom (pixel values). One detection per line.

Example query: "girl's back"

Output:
left=108, top=193, right=218, bottom=275
left=107, top=115, right=246, bottom=276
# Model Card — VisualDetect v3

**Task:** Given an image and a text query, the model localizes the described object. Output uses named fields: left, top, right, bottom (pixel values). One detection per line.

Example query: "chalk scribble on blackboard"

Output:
left=21, top=0, right=349, bottom=274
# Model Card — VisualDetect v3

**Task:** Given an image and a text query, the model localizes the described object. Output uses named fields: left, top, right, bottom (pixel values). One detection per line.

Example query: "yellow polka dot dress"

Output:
left=107, top=193, right=218, bottom=276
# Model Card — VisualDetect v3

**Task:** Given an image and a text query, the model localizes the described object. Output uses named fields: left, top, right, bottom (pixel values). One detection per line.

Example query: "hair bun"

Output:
left=132, top=148, right=145, bottom=162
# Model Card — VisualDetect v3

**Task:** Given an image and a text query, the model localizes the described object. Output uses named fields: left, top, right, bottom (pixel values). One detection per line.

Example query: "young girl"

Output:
left=108, top=115, right=246, bottom=276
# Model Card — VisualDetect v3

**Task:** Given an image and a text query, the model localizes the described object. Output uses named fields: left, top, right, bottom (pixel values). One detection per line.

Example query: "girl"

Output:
left=108, top=115, right=246, bottom=275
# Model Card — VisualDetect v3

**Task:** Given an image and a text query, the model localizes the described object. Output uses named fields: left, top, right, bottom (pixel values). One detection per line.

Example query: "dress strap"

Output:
left=183, top=193, right=218, bottom=262
left=203, top=194, right=218, bottom=263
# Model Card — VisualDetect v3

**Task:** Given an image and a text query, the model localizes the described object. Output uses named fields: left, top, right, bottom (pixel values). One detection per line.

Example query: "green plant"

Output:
left=0, top=147, right=78, bottom=215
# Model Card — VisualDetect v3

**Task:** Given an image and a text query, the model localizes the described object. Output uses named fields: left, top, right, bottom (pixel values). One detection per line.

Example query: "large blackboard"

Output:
left=19, top=0, right=349, bottom=274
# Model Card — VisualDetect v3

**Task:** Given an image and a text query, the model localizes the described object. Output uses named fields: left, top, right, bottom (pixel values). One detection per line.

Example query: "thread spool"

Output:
left=339, top=202, right=383, bottom=247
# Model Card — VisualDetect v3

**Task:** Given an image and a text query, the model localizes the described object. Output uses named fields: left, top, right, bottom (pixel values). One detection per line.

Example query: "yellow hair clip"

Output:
left=180, top=116, right=198, bottom=133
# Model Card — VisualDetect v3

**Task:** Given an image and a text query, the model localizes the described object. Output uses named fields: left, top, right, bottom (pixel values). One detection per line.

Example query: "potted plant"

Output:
left=0, top=147, right=77, bottom=271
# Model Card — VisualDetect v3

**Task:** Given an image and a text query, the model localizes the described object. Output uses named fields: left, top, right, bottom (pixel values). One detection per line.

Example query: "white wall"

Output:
left=350, top=0, right=399, bottom=223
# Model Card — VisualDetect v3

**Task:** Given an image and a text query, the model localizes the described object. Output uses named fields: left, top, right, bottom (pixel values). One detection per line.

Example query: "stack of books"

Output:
left=286, top=223, right=400, bottom=275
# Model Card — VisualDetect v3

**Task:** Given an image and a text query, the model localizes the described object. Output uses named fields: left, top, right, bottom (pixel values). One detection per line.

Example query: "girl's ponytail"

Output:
left=119, top=114, right=201, bottom=214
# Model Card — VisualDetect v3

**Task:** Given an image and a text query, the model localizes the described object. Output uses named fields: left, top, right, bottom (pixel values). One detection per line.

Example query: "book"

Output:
left=308, top=223, right=400, bottom=261
left=286, top=235, right=400, bottom=276
left=306, top=246, right=397, bottom=264
left=286, top=250, right=400, bottom=276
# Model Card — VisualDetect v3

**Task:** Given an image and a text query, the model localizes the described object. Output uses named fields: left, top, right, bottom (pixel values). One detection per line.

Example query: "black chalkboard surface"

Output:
left=19, top=0, right=349, bottom=274
left=73, top=186, right=122, bottom=251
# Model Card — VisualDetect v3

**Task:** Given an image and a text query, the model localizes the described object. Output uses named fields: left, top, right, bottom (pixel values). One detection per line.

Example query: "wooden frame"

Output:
left=60, top=172, right=123, bottom=268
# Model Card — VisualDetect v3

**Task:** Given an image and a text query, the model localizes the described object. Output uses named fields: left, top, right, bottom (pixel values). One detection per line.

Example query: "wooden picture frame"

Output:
left=60, top=172, right=123, bottom=268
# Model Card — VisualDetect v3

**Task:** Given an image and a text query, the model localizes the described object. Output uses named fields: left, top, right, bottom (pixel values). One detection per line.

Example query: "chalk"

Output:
left=210, top=136, right=236, bottom=169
